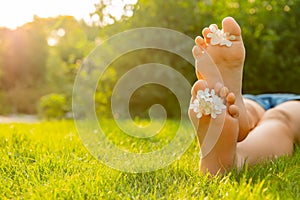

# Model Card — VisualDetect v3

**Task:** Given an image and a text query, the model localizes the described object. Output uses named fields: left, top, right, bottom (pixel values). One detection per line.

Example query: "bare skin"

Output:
left=192, top=17, right=251, bottom=141
left=189, top=80, right=239, bottom=174
left=236, top=101, right=300, bottom=168
left=190, top=17, right=300, bottom=175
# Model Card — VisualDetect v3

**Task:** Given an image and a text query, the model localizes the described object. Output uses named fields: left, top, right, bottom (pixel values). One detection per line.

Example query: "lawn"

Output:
left=0, top=120, right=299, bottom=199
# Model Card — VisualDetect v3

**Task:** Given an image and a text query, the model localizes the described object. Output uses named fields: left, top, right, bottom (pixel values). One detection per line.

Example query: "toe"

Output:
left=220, top=87, right=229, bottom=98
left=214, top=82, right=223, bottom=94
left=195, top=36, right=206, bottom=48
left=222, top=17, right=242, bottom=40
left=228, top=104, right=239, bottom=118
left=202, top=24, right=218, bottom=44
left=192, top=45, right=205, bottom=59
left=226, top=92, right=239, bottom=118
left=191, top=80, right=208, bottom=97
left=226, top=92, right=236, bottom=104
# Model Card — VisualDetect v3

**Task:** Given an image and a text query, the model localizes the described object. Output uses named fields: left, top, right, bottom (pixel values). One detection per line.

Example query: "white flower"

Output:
left=189, top=99, right=202, bottom=118
left=197, top=88, right=210, bottom=99
left=206, top=25, right=234, bottom=47
left=210, top=93, right=226, bottom=119
left=189, top=99, right=200, bottom=113
left=189, top=88, right=226, bottom=119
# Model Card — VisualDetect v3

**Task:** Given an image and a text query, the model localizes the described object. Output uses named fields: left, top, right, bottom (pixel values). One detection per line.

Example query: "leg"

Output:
left=243, top=98, right=265, bottom=130
left=236, top=101, right=300, bottom=167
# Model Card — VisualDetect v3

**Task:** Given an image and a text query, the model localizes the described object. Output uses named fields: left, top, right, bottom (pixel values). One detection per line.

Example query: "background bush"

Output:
left=38, top=93, right=67, bottom=119
left=94, top=0, right=300, bottom=118
left=1, top=0, right=300, bottom=118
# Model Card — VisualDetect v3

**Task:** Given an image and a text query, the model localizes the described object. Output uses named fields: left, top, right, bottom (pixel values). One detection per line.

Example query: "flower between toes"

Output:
left=207, top=25, right=235, bottom=47
left=189, top=88, right=226, bottom=119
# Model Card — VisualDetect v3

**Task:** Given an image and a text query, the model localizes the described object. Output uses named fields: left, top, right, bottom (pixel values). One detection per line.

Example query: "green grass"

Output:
left=0, top=120, right=299, bottom=199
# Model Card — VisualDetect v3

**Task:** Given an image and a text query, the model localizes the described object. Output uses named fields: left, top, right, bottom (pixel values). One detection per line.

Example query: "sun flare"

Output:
left=0, top=0, right=101, bottom=29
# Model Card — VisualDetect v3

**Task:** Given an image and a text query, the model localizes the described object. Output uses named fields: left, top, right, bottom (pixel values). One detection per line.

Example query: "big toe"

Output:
left=222, top=17, right=242, bottom=40
left=191, top=80, right=208, bottom=97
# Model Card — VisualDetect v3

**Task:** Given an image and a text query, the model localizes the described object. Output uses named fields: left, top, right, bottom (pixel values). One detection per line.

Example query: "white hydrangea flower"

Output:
left=189, top=88, right=226, bottom=119
left=206, top=25, right=235, bottom=47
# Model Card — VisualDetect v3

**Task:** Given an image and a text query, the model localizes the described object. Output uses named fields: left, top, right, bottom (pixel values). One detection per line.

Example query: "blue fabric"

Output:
left=243, top=94, right=300, bottom=110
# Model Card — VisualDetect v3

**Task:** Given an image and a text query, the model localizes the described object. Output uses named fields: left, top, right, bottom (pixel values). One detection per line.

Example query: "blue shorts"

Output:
left=243, top=94, right=300, bottom=110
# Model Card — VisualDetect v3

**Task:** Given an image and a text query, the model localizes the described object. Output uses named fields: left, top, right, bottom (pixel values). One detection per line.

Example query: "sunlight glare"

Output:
left=0, top=0, right=99, bottom=29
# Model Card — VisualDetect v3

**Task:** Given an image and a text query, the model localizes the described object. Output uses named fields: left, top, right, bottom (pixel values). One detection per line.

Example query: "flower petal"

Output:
left=228, top=35, right=236, bottom=40
left=211, top=113, right=217, bottom=119
left=225, top=40, right=232, bottom=47
left=209, top=25, right=217, bottom=33
left=207, top=33, right=213, bottom=38
left=191, top=88, right=227, bottom=119
left=196, top=112, right=202, bottom=119
left=210, top=38, right=220, bottom=45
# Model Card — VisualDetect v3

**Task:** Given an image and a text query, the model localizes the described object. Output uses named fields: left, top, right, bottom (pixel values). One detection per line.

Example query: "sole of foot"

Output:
left=189, top=80, right=239, bottom=175
left=192, top=16, right=250, bottom=141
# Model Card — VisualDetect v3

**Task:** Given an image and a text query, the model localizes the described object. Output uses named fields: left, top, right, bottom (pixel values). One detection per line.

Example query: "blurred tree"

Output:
left=0, top=27, right=47, bottom=90
left=45, top=16, right=94, bottom=92
left=42, top=16, right=96, bottom=115
left=38, top=93, right=67, bottom=119
left=128, top=0, right=300, bottom=93
left=42, top=0, right=300, bottom=118
left=90, top=0, right=300, bottom=118
left=0, top=0, right=299, bottom=117
left=92, top=0, right=198, bottom=118
left=91, top=0, right=136, bottom=27
left=0, top=16, right=95, bottom=114
left=0, top=22, right=48, bottom=113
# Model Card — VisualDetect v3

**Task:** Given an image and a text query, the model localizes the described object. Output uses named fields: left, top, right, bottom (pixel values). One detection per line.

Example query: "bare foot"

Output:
left=189, top=80, right=239, bottom=175
left=193, top=17, right=250, bottom=141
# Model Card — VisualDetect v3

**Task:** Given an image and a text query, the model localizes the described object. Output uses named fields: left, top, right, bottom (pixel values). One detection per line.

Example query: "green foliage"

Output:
left=44, top=16, right=95, bottom=96
left=91, top=0, right=300, bottom=118
left=0, top=16, right=95, bottom=115
left=95, top=67, right=117, bottom=118
left=0, top=23, right=49, bottom=113
left=38, top=93, right=67, bottom=119
left=95, top=67, right=116, bottom=117
left=131, top=0, right=300, bottom=94
left=197, top=0, right=300, bottom=94
left=0, top=121, right=299, bottom=199
left=1, top=0, right=300, bottom=117
left=105, top=49, right=193, bottom=118
left=0, top=91, right=11, bottom=114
